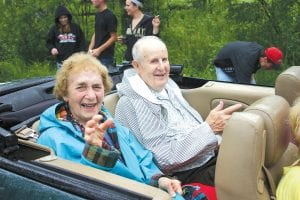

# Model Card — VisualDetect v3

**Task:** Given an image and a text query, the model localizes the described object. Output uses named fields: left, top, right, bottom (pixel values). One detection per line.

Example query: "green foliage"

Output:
left=0, top=59, right=56, bottom=82
left=0, top=0, right=299, bottom=87
left=161, top=1, right=235, bottom=79
left=224, top=0, right=299, bottom=85
left=255, top=68, right=282, bottom=86
left=2, top=1, right=50, bottom=62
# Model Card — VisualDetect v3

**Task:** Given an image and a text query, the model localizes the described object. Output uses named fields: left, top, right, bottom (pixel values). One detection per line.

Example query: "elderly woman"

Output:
left=37, top=52, right=183, bottom=198
left=118, top=0, right=160, bottom=62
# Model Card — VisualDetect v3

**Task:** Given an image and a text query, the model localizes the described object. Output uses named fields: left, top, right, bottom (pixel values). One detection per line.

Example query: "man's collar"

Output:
left=128, top=74, right=161, bottom=104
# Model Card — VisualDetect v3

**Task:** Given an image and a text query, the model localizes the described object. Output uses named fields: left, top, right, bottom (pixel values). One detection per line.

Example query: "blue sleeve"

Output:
left=38, top=127, right=119, bottom=170
left=37, top=128, right=58, bottom=154
left=174, top=193, right=185, bottom=200
left=38, top=125, right=145, bottom=184
left=116, top=122, right=163, bottom=186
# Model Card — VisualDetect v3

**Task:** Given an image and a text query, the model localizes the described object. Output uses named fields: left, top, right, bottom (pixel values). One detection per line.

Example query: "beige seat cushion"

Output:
left=103, top=92, right=119, bottom=117
left=244, top=95, right=290, bottom=167
left=216, top=95, right=297, bottom=200
left=216, top=111, right=269, bottom=200
left=31, top=120, right=40, bottom=134
left=275, top=66, right=300, bottom=105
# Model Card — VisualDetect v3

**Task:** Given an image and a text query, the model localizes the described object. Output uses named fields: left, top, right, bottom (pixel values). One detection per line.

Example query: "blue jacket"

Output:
left=38, top=103, right=162, bottom=185
left=38, top=103, right=184, bottom=199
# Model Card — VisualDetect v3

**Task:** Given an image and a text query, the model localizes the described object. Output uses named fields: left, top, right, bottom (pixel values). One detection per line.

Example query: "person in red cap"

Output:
left=213, top=41, right=283, bottom=84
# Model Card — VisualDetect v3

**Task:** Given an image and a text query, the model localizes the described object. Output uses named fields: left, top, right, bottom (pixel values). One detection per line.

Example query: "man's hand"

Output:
left=51, top=48, right=59, bottom=56
left=158, top=177, right=182, bottom=197
left=84, top=115, right=114, bottom=147
left=205, top=101, right=242, bottom=133
left=88, top=48, right=101, bottom=57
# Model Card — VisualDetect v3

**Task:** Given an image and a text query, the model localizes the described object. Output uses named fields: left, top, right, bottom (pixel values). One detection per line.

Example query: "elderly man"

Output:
left=115, top=36, right=242, bottom=187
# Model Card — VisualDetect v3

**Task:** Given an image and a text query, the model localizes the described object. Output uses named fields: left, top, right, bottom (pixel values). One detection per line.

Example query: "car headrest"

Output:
left=245, top=95, right=291, bottom=167
left=169, top=64, right=184, bottom=83
left=275, top=66, right=300, bottom=106
left=170, top=64, right=184, bottom=75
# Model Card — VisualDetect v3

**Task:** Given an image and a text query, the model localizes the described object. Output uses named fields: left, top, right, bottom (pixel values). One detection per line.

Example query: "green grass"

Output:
left=1, top=58, right=282, bottom=87
left=0, top=59, right=56, bottom=82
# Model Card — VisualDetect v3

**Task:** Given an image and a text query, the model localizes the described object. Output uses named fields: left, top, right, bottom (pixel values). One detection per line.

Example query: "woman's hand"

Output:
left=84, top=115, right=114, bottom=147
left=51, top=48, right=59, bottom=56
left=158, top=177, right=182, bottom=197
left=152, top=15, right=160, bottom=34
left=117, top=35, right=125, bottom=44
left=152, top=15, right=160, bottom=28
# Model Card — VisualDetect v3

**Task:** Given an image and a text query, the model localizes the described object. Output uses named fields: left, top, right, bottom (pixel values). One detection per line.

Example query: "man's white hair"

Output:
left=132, top=36, right=167, bottom=62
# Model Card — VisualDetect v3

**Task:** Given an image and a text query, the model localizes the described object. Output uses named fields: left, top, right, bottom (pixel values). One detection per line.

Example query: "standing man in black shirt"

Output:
left=214, top=41, right=283, bottom=84
left=89, top=0, right=118, bottom=73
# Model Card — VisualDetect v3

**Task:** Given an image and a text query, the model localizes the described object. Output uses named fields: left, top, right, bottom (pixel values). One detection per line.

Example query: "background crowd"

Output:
left=0, top=0, right=299, bottom=86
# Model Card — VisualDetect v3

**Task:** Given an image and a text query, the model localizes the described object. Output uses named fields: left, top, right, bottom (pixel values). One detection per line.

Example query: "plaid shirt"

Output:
left=57, top=104, right=123, bottom=168
left=83, top=143, right=121, bottom=168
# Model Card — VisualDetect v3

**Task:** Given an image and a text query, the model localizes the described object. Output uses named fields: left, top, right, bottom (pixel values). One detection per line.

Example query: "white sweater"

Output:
left=115, top=69, right=218, bottom=173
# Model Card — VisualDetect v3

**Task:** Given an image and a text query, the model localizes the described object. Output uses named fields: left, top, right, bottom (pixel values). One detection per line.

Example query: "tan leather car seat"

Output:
left=215, top=95, right=299, bottom=200
left=103, top=92, right=119, bottom=117
left=31, top=120, right=40, bottom=134
left=275, top=66, right=300, bottom=106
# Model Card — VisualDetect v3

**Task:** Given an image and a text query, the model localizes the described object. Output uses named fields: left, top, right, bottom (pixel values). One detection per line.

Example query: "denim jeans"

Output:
left=56, top=62, right=62, bottom=69
left=215, top=66, right=256, bottom=84
left=99, top=57, right=118, bottom=73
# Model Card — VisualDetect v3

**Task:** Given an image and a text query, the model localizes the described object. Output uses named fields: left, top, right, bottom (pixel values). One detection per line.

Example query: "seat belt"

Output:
left=260, top=129, right=276, bottom=200
left=262, top=166, right=276, bottom=200
left=15, top=125, right=38, bottom=142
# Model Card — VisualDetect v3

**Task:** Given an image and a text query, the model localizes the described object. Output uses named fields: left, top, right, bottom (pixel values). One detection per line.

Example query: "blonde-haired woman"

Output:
left=276, top=98, right=300, bottom=200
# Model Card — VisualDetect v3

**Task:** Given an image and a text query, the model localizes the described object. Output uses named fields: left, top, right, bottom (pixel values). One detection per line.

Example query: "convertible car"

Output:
left=0, top=65, right=299, bottom=200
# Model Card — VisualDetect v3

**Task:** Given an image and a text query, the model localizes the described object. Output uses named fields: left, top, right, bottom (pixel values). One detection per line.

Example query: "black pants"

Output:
left=171, top=155, right=217, bottom=186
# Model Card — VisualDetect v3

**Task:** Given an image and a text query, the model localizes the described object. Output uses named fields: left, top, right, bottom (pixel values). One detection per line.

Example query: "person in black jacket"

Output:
left=213, top=41, right=283, bottom=84
left=46, top=5, right=86, bottom=69
left=118, top=0, right=160, bottom=62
